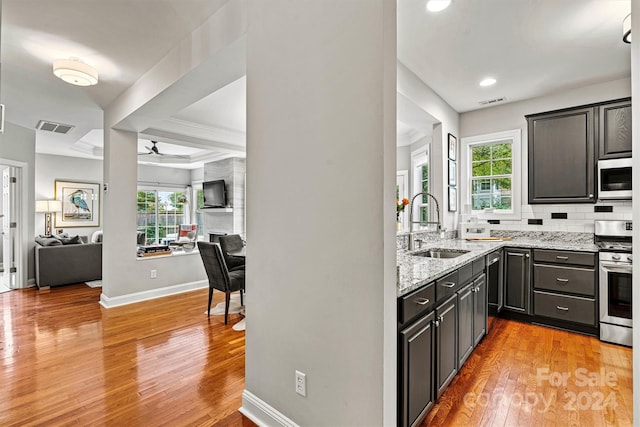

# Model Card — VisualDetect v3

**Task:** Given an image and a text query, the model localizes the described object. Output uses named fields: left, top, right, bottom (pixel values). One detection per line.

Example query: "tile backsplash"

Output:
left=480, top=201, right=632, bottom=233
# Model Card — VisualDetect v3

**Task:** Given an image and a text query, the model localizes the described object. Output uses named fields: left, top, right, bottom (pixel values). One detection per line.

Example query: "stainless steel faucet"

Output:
left=408, top=192, right=442, bottom=251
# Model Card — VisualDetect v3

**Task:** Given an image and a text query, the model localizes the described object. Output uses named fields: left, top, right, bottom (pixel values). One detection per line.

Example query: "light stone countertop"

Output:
left=397, top=237, right=599, bottom=297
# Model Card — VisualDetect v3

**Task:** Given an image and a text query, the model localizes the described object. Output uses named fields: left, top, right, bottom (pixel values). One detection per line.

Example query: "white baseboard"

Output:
left=240, top=390, right=299, bottom=427
left=99, top=280, right=208, bottom=308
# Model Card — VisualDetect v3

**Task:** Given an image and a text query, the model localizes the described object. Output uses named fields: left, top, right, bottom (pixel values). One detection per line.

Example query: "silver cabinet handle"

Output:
left=589, top=194, right=594, bottom=198
left=414, top=298, right=430, bottom=305
left=490, top=257, right=500, bottom=264
left=525, top=254, right=530, bottom=258
left=434, top=320, right=440, bottom=327
left=441, top=282, right=456, bottom=288
left=556, top=306, right=569, bottom=311
left=556, top=256, right=569, bottom=260
left=556, top=278, right=569, bottom=283
left=438, top=315, right=444, bottom=322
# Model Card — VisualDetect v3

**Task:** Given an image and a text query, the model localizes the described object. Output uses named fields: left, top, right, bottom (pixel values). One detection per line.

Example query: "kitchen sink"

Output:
left=411, top=248, right=470, bottom=259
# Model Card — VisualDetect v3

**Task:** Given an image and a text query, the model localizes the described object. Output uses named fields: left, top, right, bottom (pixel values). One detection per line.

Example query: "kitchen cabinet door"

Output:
left=504, top=248, right=532, bottom=313
left=436, top=295, right=458, bottom=399
left=399, top=311, right=434, bottom=427
left=473, top=273, right=487, bottom=346
left=527, top=107, right=596, bottom=203
left=457, top=284, right=474, bottom=369
left=598, top=99, right=632, bottom=159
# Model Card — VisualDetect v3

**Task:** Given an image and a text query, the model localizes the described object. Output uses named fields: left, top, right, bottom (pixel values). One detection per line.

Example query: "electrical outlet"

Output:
left=150, top=269, right=157, bottom=279
left=295, top=370, right=306, bottom=397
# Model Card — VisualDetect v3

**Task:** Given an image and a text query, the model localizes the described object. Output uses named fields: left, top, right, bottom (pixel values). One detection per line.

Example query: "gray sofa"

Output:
left=35, top=239, right=102, bottom=288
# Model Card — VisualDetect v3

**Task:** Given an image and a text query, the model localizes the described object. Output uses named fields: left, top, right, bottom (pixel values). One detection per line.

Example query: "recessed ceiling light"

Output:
left=53, top=59, right=99, bottom=86
left=479, top=77, right=497, bottom=87
left=426, top=0, right=451, bottom=13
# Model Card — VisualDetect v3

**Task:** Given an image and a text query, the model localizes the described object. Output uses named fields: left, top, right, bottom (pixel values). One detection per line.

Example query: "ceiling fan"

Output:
left=138, top=141, right=190, bottom=160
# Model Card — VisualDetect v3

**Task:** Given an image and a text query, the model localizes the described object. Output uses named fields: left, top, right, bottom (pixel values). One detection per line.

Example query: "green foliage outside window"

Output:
left=137, top=190, right=186, bottom=245
left=471, top=141, right=512, bottom=211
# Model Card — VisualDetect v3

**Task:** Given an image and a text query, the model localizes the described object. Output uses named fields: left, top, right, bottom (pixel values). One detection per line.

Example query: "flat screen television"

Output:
left=202, top=179, right=227, bottom=208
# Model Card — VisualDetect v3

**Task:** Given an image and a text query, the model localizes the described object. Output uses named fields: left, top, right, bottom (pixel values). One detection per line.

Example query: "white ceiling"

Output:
left=0, top=0, right=632, bottom=169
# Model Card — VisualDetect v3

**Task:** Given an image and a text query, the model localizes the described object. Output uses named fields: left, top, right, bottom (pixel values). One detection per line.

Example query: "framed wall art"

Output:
left=54, top=180, right=101, bottom=228
left=448, top=186, right=457, bottom=212
left=448, top=160, right=457, bottom=186
left=448, top=133, right=457, bottom=161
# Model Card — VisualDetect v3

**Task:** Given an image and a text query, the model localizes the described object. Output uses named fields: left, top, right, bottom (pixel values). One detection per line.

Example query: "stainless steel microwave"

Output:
left=598, top=158, right=632, bottom=200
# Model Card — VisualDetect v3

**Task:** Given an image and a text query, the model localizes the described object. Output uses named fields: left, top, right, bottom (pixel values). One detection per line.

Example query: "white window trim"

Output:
left=460, top=129, right=522, bottom=220
left=396, top=170, right=409, bottom=232
left=410, top=145, right=431, bottom=230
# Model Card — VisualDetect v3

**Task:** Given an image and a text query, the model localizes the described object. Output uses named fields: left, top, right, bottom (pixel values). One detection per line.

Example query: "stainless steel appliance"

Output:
left=595, top=220, right=632, bottom=346
left=597, top=158, right=632, bottom=200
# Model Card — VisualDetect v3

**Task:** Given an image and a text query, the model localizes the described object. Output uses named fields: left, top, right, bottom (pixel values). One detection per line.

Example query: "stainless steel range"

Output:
left=595, top=220, right=632, bottom=347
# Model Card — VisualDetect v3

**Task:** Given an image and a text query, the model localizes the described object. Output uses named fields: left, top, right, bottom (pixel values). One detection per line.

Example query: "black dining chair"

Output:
left=218, top=234, right=245, bottom=271
left=197, top=241, right=245, bottom=325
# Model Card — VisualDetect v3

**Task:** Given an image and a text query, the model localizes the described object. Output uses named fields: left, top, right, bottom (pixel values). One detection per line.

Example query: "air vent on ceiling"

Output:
left=35, top=120, right=75, bottom=134
left=478, top=97, right=506, bottom=106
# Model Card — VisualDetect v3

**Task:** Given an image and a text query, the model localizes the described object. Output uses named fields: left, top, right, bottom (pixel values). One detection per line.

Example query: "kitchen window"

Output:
left=461, top=129, right=522, bottom=220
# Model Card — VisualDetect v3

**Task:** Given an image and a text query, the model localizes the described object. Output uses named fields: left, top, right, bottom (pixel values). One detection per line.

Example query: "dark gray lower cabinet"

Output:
left=457, top=284, right=474, bottom=368
left=504, top=248, right=532, bottom=313
left=399, top=311, right=434, bottom=427
left=473, top=273, right=487, bottom=346
left=436, top=295, right=457, bottom=399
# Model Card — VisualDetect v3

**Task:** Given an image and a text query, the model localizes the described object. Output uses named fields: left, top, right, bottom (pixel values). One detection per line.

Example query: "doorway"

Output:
left=0, top=164, right=23, bottom=292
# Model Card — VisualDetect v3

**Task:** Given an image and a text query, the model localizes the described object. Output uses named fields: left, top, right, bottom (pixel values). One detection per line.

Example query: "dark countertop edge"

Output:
left=397, top=239, right=598, bottom=297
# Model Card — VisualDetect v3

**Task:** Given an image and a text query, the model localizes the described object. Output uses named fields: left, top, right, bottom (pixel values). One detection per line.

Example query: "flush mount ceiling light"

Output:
left=426, top=0, right=451, bottom=13
left=53, top=59, right=99, bottom=86
left=623, top=13, right=631, bottom=43
left=479, top=77, right=497, bottom=87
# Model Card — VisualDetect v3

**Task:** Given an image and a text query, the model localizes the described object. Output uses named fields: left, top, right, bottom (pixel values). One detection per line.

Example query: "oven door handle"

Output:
left=600, top=262, right=632, bottom=274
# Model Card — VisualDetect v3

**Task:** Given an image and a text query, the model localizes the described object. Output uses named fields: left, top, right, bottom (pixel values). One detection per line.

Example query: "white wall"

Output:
left=396, top=145, right=411, bottom=171
left=244, top=1, right=396, bottom=425
left=397, top=62, right=460, bottom=231
left=138, top=164, right=191, bottom=186
left=460, top=77, right=632, bottom=233
left=0, top=121, right=36, bottom=285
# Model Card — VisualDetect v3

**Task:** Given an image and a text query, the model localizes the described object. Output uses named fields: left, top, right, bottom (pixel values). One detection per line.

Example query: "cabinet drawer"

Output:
left=533, top=264, right=596, bottom=296
left=473, top=257, right=486, bottom=277
left=436, top=271, right=459, bottom=302
left=399, top=283, right=435, bottom=325
left=458, top=263, right=473, bottom=286
left=533, top=249, right=595, bottom=267
left=533, top=291, right=596, bottom=326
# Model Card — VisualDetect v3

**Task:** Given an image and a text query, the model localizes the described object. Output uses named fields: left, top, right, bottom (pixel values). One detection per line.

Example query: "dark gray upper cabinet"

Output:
left=598, top=98, right=632, bottom=159
left=504, top=248, right=532, bottom=314
left=527, top=107, right=596, bottom=204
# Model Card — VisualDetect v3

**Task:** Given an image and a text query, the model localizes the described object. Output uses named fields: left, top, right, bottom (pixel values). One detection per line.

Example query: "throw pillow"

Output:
left=35, top=236, right=62, bottom=246
left=59, top=235, right=83, bottom=245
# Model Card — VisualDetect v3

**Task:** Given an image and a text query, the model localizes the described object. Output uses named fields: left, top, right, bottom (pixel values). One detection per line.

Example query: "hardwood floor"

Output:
left=421, top=318, right=633, bottom=426
left=0, top=284, right=256, bottom=426
left=0, top=285, right=632, bottom=426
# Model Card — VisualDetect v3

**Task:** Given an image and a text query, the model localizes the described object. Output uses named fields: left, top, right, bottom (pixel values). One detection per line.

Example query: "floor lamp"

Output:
left=35, top=200, right=62, bottom=235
